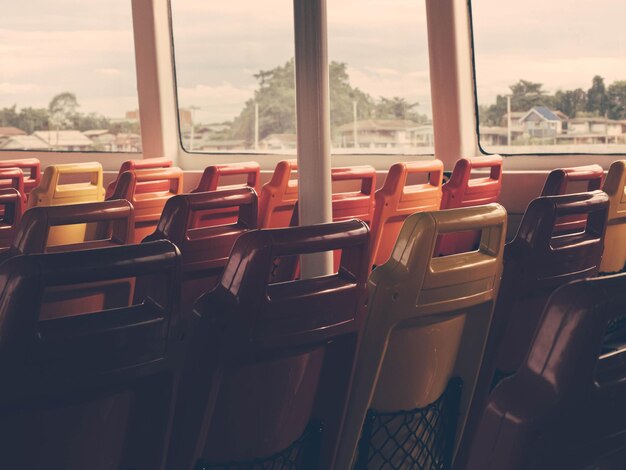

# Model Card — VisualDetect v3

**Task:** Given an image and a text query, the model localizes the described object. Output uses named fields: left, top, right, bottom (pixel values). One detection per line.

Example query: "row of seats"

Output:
left=0, top=156, right=625, bottom=469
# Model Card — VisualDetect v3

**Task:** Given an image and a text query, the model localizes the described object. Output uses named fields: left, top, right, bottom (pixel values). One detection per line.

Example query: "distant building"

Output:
left=197, top=139, right=247, bottom=151
left=260, top=133, right=297, bottom=150
left=0, top=135, right=48, bottom=150
left=480, top=126, right=510, bottom=146
left=84, top=129, right=117, bottom=151
left=115, top=133, right=142, bottom=153
left=33, top=130, right=94, bottom=151
left=519, top=106, right=564, bottom=139
left=0, top=127, right=27, bottom=147
left=336, top=119, right=431, bottom=149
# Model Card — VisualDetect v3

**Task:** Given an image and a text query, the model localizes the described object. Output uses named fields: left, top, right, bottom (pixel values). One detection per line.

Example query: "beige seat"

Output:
left=600, top=160, right=626, bottom=273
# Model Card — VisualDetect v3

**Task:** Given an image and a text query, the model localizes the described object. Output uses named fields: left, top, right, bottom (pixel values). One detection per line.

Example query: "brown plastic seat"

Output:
left=0, top=158, right=41, bottom=197
left=166, top=219, right=370, bottom=470
left=105, top=157, right=173, bottom=199
left=0, top=199, right=135, bottom=264
left=0, top=240, right=184, bottom=470
left=144, top=188, right=258, bottom=316
left=465, top=273, right=626, bottom=470
left=108, top=167, right=183, bottom=242
left=0, top=189, right=23, bottom=251
left=540, top=164, right=605, bottom=234
left=437, top=155, right=502, bottom=255
left=190, top=162, right=260, bottom=227
left=369, top=160, right=444, bottom=267
left=455, top=190, right=609, bottom=470
left=258, top=159, right=298, bottom=228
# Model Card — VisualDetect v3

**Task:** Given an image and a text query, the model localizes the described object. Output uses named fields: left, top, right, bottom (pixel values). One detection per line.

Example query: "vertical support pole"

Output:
left=293, top=0, right=334, bottom=278
left=254, top=102, right=260, bottom=150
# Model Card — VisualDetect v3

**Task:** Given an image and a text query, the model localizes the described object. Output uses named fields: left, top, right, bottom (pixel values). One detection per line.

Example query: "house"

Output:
left=519, top=106, right=564, bottom=139
left=0, top=135, right=48, bottom=150
left=335, top=119, right=429, bottom=149
left=33, top=130, right=94, bottom=151
left=0, top=127, right=27, bottom=147
left=115, top=133, right=142, bottom=153
left=84, top=129, right=117, bottom=151
left=197, top=139, right=247, bottom=152
left=480, top=127, right=509, bottom=146
left=259, top=133, right=297, bottom=150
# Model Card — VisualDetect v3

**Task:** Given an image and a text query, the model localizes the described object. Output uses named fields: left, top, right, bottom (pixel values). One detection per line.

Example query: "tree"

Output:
left=49, top=92, right=79, bottom=130
left=480, top=80, right=551, bottom=126
left=553, top=88, right=587, bottom=118
left=586, top=75, right=608, bottom=116
left=607, top=81, right=626, bottom=120
left=375, top=97, right=419, bottom=120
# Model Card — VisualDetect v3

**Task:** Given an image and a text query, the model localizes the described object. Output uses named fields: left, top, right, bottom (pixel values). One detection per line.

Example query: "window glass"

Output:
left=472, top=0, right=626, bottom=155
left=0, top=1, right=141, bottom=152
left=328, top=0, right=433, bottom=155
left=171, top=0, right=296, bottom=154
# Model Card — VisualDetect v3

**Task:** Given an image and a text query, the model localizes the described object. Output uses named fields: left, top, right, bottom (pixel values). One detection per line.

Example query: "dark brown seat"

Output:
left=144, top=187, right=258, bottom=316
left=166, top=220, right=370, bottom=470
left=0, top=189, right=23, bottom=251
left=0, top=240, right=184, bottom=470
left=465, top=273, right=626, bottom=470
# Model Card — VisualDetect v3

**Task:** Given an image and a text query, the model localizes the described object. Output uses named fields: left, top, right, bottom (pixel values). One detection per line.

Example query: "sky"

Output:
left=1, top=0, right=625, bottom=124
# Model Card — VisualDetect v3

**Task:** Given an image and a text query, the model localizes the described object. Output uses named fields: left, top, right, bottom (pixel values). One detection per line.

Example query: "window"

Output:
left=171, top=0, right=296, bottom=154
left=328, top=0, right=433, bottom=155
left=0, top=1, right=141, bottom=153
left=472, top=0, right=626, bottom=155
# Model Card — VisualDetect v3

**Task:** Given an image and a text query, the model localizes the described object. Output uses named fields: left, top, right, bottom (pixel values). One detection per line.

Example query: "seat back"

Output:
left=437, top=155, right=502, bottom=255
left=258, top=159, right=298, bottom=228
left=370, top=160, right=443, bottom=267
left=191, top=162, right=260, bottom=227
left=465, top=274, right=626, bottom=470
left=28, top=162, right=105, bottom=245
left=0, top=158, right=41, bottom=196
left=540, top=164, right=605, bottom=234
left=0, top=189, right=23, bottom=251
left=167, top=220, right=370, bottom=470
left=144, top=188, right=258, bottom=315
left=0, top=241, right=183, bottom=470
left=109, top=167, right=183, bottom=242
left=335, top=204, right=507, bottom=470
left=455, top=190, right=609, bottom=470
left=331, top=166, right=376, bottom=224
left=0, top=168, right=26, bottom=208
left=105, top=157, right=173, bottom=199
left=600, top=160, right=626, bottom=273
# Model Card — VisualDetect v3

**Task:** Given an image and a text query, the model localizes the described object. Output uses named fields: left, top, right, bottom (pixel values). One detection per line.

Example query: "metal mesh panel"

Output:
left=354, top=378, right=462, bottom=470
left=195, top=421, right=323, bottom=470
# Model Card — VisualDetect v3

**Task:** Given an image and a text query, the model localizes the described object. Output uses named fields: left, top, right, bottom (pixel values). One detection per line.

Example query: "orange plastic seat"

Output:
left=258, top=160, right=298, bottom=228
left=190, top=162, right=260, bottom=227
left=370, top=160, right=443, bottom=267
left=108, top=167, right=183, bottom=242
left=331, top=166, right=376, bottom=224
left=144, top=188, right=258, bottom=315
left=0, top=158, right=41, bottom=197
left=540, top=164, right=605, bottom=234
left=437, top=155, right=502, bottom=256
left=0, top=189, right=23, bottom=251
left=105, top=157, right=173, bottom=199
left=0, top=241, right=184, bottom=469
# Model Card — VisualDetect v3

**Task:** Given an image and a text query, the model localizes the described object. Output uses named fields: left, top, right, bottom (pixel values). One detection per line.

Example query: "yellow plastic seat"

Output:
left=28, top=162, right=105, bottom=245
left=335, top=203, right=506, bottom=469
left=600, top=160, right=626, bottom=273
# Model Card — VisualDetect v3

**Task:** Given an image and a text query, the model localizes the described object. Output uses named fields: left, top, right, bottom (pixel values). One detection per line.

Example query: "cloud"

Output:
left=177, top=83, right=257, bottom=122
left=97, top=68, right=124, bottom=76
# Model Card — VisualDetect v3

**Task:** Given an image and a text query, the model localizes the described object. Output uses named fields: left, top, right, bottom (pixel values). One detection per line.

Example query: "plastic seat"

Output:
left=108, top=167, right=183, bottom=242
left=105, top=157, right=173, bottom=199
left=437, top=155, right=502, bottom=255
left=166, top=219, right=370, bottom=470
left=190, top=162, right=260, bottom=227
left=370, top=160, right=443, bottom=267
left=0, top=158, right=41, bottom=197
left=258, top=159, right=298, bottom=228
left=540, top=164, right=605, bottom=234
left=331, top=166, right=376, bottom=224
left=599, top=160, right=626, bottom=273
left=335, top=204, right=507, bottom=470
left=144, top=187, right=258, bottom=316
left=455, top=190, right=609, bottom=470
left=465, top=273, right=626, bottom=470
left=28, top=162, right=105, bottom=245
left=0, top=189, right=23, bottom=251
left=0, top=240, right=184, bottom=469
left=0, top=167, right=26, bottom=209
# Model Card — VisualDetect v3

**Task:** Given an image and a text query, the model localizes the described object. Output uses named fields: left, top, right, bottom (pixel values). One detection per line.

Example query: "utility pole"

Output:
left=254, top=102, right=259, bottom=150
left=507, top=94, right=512, bottom=146
left=352, top=100, right=358, bottom=148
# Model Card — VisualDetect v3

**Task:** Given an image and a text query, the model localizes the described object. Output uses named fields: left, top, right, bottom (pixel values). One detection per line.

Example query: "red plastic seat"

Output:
left=144, top=188, right=258, bottom=315
left=0, top=158, right=41, bottom=197
left=369, top=160, right=443, bottom=267
left=465, top=273, right=626, bottom=470
left=258, top=160, right=298, bottom=228
left=455, top=190, right=609, bottom=470
left=540, top=164, right=605, bottom=234
left=190, top=162, right=260, bottom=227
left=105, top=157, right=173, bottom=199
left=437, top=155, right=502, bottom=255
left=0, top=189, right=23, bottom=251
left=0, top=168, right=26, bottom=208
left=108, top=167, right=183, bottom=242
left=0, top=241, right=184, bottom=469
left=166, top=219, right=370, bottom=470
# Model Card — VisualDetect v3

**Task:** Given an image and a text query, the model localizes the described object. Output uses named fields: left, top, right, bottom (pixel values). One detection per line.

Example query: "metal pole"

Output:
left=293, top=0, right=333, bottom=278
